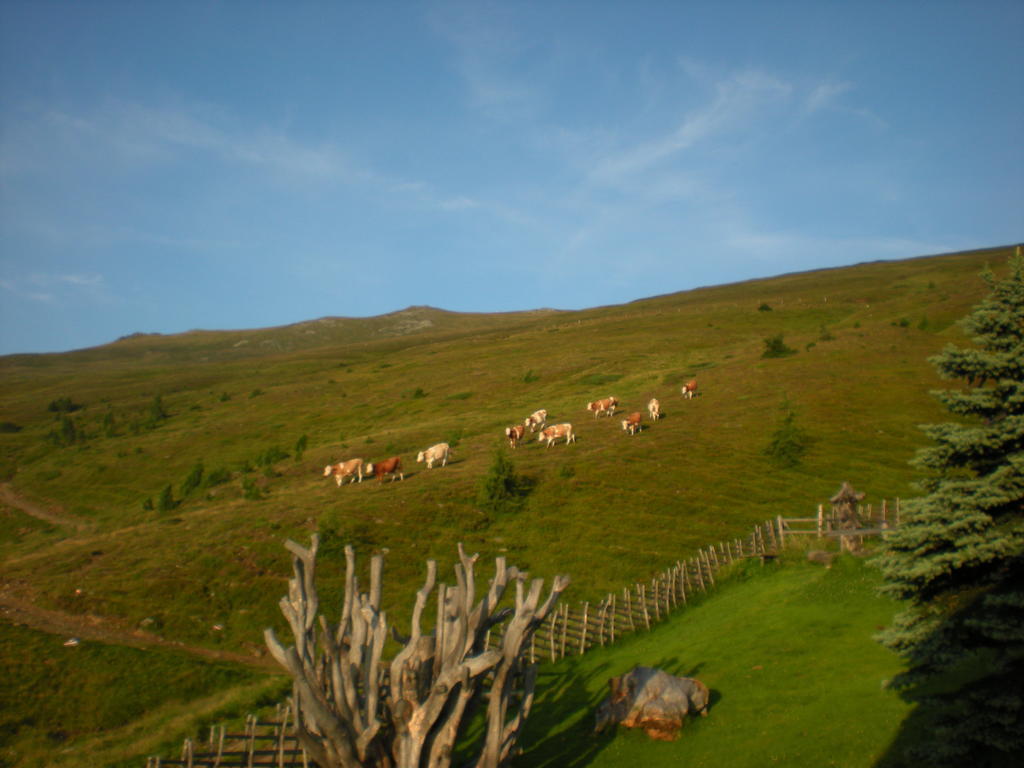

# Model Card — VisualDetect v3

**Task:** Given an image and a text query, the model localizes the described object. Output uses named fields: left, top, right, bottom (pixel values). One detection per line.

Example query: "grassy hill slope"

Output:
left=0, top=244, right=1018, bottom=765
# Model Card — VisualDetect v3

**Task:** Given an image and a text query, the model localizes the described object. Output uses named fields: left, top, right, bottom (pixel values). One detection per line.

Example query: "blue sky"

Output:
left=1, top=1, right=1021, bottom=355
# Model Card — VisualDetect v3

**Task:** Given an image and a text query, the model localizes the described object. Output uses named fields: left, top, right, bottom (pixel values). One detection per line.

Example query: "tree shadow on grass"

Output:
left=514, top=655, right=713, bottom=767
left=511, top=657, right=615, bottom=768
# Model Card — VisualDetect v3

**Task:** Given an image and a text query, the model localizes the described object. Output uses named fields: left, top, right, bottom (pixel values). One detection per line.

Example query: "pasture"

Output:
left=0, top=245, right=1016, bottom=765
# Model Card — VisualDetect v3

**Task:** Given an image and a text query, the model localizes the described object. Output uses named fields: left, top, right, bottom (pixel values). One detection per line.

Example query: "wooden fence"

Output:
left=146, top=705, right=306, bottom=767
left=509, top=517, right=781, bottom=663
left=777, top=499, right=900, bottom=547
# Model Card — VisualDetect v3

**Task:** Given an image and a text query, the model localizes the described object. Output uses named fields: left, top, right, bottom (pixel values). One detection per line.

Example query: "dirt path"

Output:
left=1, top=482, right=277, bottom=672
left=0, top=481, right=91, bottom=531
left=0, top=584, right=278, bottom=672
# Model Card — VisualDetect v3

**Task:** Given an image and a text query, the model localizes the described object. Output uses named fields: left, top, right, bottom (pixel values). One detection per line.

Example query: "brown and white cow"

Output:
left=539, top=423, right=575, bottom=447
left=524, top=409, right=548, bottom=433
left=505, top=424, right=526, bottom=448
left=365, top=456, right=404, bottom=482
left=648, top=398, right=661, bottom=421
left=416, top=443, right=450, bottom=469
left=323, top=458, right=364, bottom=486
left=621, top=412, right=643, bottom=435
left=681, top=379, right=698, bottom=399
left=586, top=396, right=618, bottom=418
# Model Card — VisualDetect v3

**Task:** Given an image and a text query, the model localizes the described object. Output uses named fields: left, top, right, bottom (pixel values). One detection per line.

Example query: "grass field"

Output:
left=0, top=244, right=1018, bottom=765
left=514, top=553, right=912, bottom=768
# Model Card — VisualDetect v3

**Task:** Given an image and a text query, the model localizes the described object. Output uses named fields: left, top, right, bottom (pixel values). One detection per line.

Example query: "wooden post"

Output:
left=639, top=584, right=651, bottom=630
left=560, top=604, right=569, bottom=659
left=548, top=612, right=557, bottom=663
left=652, top=579, right=661, bottom=621
left=817, top=504, right=824, bottom=536
left=703, top=550, right=716, bottom=586
left=606, top=593, right=614, bottom=643
left=579, top=602, right=589, bottom=654
left=624, top=587, right=635, bottom=632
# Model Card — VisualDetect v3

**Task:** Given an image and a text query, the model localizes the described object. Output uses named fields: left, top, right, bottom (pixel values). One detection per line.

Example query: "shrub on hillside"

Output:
left=764, top=399, right=809, bottom=467
left=477, top=449, right=532, bottom=516
left=762, top=334, right=797, bottom=359
left=156, top=484, right=176, bottom=512
left=47, top=396, right=82, bottom=414
left=179, top=460, right=204, bottom=497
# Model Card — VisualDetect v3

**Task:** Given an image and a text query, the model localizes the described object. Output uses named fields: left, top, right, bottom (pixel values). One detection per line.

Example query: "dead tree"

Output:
left=264, top=535, right=569, bottom=768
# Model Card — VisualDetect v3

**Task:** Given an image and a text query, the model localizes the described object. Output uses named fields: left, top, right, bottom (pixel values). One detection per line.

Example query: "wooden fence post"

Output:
left=817, top=504, right=824, bottom=536
left=606, top=593, right=614, bottom=643
left=579, top=602, right=589, bottom=654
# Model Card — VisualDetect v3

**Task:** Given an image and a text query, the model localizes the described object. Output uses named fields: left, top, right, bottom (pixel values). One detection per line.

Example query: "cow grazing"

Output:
left=323, top=458, right=364, bottom=486
left=681, top=379, right=698, bottom=399
left=648, top=398, right=661, bottom=420
left=524, top=409, right=548, bottom=433
left=505, top=424, right=526, bottom=449
left=586, top=396, right=619, bottom=418
left=365, top=456, right=404, bottom=482
left=621, top=412, right=643, bottom=435
left=416, top=443, right=450, bottom=469
left=595, top=666, right=710, bottom=741
left=539, top=423, right=575, bottom=447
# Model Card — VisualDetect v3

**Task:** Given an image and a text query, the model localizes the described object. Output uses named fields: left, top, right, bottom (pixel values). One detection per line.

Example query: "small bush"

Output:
left=203, top=467, right=232, bottom=488
left=447, top=392, right=473, bottom=401
left=156, top=484, right=176, bottom=512
left=294, top=435, right=308, bottom=461
left=477, top=450, right=533, bottom=516
left=219, top=392, right=231, bottom=402
left=249, top=389, right=263, bottom=399
left=0, top=421, right=23, bottom=433
left=242, top=477, right=263, bottom=501
left=762, top=334, right=797, bottom=359
left=179, top=460, right=204, bottom=497
left=47, top=396, right=82, bottom=414
left=765, top=399, right=809, bottom=468
left=758, top=302, right=773, bottom=312
left=523, top=370, right=540, bottom=383
left=892, top=317, right=910, bottom=328
left=819, top=325, right=835, bottom=341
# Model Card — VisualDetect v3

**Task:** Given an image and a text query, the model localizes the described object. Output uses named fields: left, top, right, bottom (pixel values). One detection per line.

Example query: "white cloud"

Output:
left=587, top=70, right=793, bottom=186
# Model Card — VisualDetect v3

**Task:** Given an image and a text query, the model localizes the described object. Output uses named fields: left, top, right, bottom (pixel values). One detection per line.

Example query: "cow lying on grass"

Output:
left=595, top=666, right=710, bottom=741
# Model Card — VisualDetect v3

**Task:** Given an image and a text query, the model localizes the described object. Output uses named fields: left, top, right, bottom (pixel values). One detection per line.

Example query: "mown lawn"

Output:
left=514, top=553, right=914, bottom=768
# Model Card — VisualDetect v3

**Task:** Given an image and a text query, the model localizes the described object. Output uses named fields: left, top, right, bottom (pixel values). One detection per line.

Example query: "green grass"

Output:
left=0, top=622, right=282, bottom=768
left=514, top=554, right=913, bottom=768
left=0, top=244, right=1018, bottom=764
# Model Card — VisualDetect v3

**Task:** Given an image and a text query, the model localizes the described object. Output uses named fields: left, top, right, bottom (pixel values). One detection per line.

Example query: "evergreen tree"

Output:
left=875, top=255, right=1024, bottom=764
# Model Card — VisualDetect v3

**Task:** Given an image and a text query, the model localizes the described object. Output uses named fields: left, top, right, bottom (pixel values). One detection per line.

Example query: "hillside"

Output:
left=0, top=244, right=1018, bottom=765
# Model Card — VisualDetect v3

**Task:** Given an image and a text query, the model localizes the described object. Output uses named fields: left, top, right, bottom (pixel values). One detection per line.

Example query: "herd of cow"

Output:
left=323, top=379, right=699, bottom=487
